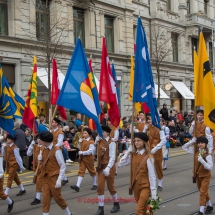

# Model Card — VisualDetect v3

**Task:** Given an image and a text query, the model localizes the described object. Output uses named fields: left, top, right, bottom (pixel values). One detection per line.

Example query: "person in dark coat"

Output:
left=160, top=104, right=169, bottom=121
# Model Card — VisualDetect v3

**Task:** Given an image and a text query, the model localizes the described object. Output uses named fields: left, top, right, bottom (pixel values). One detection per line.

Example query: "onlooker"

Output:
left=160, top=104, right=169, bottom=121
left=38, top=118, right=48, bottom=134
left=75, top=113, right=83, bottom=127
left=122, top=117, right=128, bottom=126
left=101, top=113, right=108, bottom=126
left=125, top=123, right=131, bottom=138
left=25, top=128, right=33, bottom=148
left=68, top=115, right=77, bottom=131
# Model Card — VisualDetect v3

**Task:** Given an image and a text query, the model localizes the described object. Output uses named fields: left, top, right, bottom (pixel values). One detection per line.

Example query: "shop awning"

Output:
left=170, top=81, right=194, bottom=99
left=155, top=84, right=169, bottom=99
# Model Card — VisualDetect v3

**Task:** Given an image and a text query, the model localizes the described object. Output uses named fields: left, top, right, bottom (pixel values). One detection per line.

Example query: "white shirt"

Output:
left=105, top=136, right=116, bottom=169
left=112, top=129, right=119, bottom=142
left=136, top=149, right=157, bottom=195
left=163, top=126, right=170, bottom=140
left=82, top=137, right=95, bottom=156
left=0, top=157, right=3, bottom=178
left=8, top=143, right=24, bottom=169
left=27, top=141, right=43, bottom=156
left=43, top=143, right=66, bottom=181
left=1, top=142, right=6, bottom=157
left=52, top=128, right=64, bottom=147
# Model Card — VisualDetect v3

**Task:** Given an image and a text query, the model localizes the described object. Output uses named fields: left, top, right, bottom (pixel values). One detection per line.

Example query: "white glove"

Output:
left=55, top=178, right=62, bottom=188
left=151, top=147, right=156, bottom=155
left=198, top=155, right=205, bottom=164
left=103, top=166, right=110, bottom=176
left=20, top=167, right=26, bottom=172
left=78, top=151, right=83, bottom=155
left=95, top=136, right=101, bottom=143
left=151, top=190, right=157, bottom=200
left=38, top=150, right=43, bottom=161
left=79, top=138, right=83, bottom=143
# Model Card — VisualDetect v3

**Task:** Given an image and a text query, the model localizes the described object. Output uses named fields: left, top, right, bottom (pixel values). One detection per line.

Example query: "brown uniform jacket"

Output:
left=136, top=121, right=146, bottom=132
left=4, top=144, right=18, bottom=170
left=52, top=128, right=64, bottom=146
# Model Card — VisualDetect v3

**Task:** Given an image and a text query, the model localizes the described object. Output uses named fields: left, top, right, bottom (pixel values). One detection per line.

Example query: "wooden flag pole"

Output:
left=49, top=105, right=58, bottom=130
left=129, top=103, right=135, bottom=194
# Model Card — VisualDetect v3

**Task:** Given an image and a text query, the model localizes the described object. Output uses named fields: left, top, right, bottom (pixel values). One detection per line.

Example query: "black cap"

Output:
left=7, top=134, right=15, bottom=141
left=197, top=110, right=204, bottom=114
left=163, top=103, right=167, bottom=106
left=83, top=127, right=92, bottom=135
left=70, top=126, right=75, bottom=130
left=134, top=132, right=149, bottom=142
left=101, top=125, right=111, bottom=133
left=53, top=117, right=61, bottom=125
left=196, top=136, right=208, bottom=144
left=39, top=131, right=53, bottom=143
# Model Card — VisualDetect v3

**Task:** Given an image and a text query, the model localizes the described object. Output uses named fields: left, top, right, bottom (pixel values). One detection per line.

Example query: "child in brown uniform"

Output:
left=4, top=134, right=26, bottom=196
left=183, top=136, right=213, bottom=215
left=119, top=132, right=157, bottom=215
left=94, top=125, right=120, bottom=215
left=70, top=127, right=97, bottom=192
left=0, top=151, right=14, bottom=212
left=27, top=137, right=44, bottom=205
left=38, top=131, right=72, bottom=215
left=134, top=111, right=146, bottom=132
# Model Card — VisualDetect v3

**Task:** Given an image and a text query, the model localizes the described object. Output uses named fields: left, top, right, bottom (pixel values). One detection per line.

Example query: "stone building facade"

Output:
left=0, top=0, right=214, bottom=117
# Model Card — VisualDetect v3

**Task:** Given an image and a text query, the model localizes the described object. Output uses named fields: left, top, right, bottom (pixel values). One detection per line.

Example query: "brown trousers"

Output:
left=43, top=174, right=68, bottom=213
left=7, top=164, right=21, bottom=188
left=0, top=177, right=7, bottom=200
left=196, top=175, right=211, bottom=206
left=78, top=158, right=96, bottom=177
left=36, top=172, right=44, bottom=192
left=133, top=182, right=150, bottom=215
left=154, top=157, right=163, bottom=180
left=97, top=164, right=116, bottom=195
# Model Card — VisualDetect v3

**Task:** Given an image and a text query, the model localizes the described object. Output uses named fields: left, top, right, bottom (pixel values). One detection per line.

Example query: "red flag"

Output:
left=51, top=59, right=67, bottom=120
left=99, top=37, right=120, bottom=127
left=142, top=102, right=150, bottom=114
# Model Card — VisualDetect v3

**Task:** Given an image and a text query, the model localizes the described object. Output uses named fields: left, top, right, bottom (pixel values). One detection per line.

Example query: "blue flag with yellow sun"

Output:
left=0, top=64, right=25, bottom=135
left=57, top=38, right=102, bottom=137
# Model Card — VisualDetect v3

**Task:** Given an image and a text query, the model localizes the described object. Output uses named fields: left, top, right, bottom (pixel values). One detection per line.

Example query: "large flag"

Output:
left=0, top=64, right=25, bottom=135
left=133, top=17, right=160, bottom=129
left=23, top=56, right=38, bottom=134
left=111, top=63, right=121, bottom=115
left=51, top=58, right=67, bottom=120
left=57, top=38, right=102, bottom=137
left=99, top=37, right=120, bottom=127
left=198, top=32, right=215, bottom=130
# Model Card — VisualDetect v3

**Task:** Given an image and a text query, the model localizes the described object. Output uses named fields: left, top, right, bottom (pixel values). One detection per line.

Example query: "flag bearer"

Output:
left=143, top=116, right=166, bottom=191
left=51, top=117, right=69, bottom=185
left=4, top=134, right=26, bottom=196
left=94, top=125, right=120, bottom=215
left=134, top=111, right=146, bottom=132
left=119, top=132, right=157, bottom=215
left=0, top=151, right=14, bottom=212
left=189, top=110, right=213, bottom=154
left=183, top=136, right=213, bottom=215
left=38, top=131, right=72, bottom=215
left=27, top=137, right=44, bottom=205
left=70, top=127, right=97, bottom=192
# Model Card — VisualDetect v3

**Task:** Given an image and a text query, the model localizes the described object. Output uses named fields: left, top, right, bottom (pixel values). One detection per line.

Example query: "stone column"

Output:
left=178, top=0, right=187, bottom=22
left=99, top=11, right=104, bottom=50
left=13, top=0, right=22, bottom=37
left=190, top=0, right=198, bottom=13
left=67, top=3, right=73, bottom=46
left=29, top=0, right=36, bottom=40
left=198, top=0, right=204, bottom=12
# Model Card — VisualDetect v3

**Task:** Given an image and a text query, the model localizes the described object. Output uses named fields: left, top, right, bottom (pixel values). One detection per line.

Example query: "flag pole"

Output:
left=49, top=105, right=58, bottom=130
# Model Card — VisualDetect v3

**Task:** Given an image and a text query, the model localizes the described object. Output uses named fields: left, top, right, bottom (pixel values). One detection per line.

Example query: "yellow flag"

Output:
left=198, top=32, right=215, bottom=130
left=129, top=56, right=142, bottom=113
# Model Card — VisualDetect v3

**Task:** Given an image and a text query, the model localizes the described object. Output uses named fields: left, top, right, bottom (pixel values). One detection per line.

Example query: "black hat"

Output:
left=196, top=136, right=208, bottom=144
left=134, top=132, right=149, bottom=142
left=53, top=117, right=61, bottom=125
left=101, top=125, right=111, bottom=133
left=70, top=126, right=75, bottom=130
left=83, top=127, right=92, bottom=135
left=39, top=131, right=53, bottom=142
left=7, top=134, right=15, bottom=141
left=197, top=109, right=204, bottom=114
left=163, top=103, right=167, bottom=106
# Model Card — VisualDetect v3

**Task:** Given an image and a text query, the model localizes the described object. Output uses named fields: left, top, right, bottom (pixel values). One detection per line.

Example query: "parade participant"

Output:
left=119, top=132, right=157, bottom=215
left=70, top=127, right=97, bottom=192
left=51, top=117, right=69, bottom=185
left=27, top=137, right=44, bottom=205
left=38, top=131, right=72, bottom=215
left=189, top=110, right=213, bottom=154
left=133, top=111, right=146, bottom=132
left=94, top=125, right=120, bottom=215
left=182, top=136, right=213, bottom=215
left=0, top=151, right=14, bottom=212
left=3, top=134, right=26, bottom=196
left=143, top=116, right=166, bottom=191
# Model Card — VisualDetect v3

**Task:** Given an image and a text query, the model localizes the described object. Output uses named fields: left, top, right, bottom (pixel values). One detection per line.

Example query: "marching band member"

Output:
left=71, top=127, right=97, bottom=192
left=94, top=125, right=120, bottom=215
left=119, top=132, right=157, bottom=215
left=182, top=136, right=213, bottom=215
left=4, top=134, right=26, bottom=196
left=143, top=116, right=166, bottom=191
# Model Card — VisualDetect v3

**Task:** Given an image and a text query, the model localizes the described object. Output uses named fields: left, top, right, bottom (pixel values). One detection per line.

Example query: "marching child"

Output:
left=182, top=136, right=213, bottom=215
left=119, top=132, right=157, bottom=215
left=0, top=151, right=14, bottom=212
left=70, top=127, right=97, bottom=192
left=4, top=134, right=26, bottom=196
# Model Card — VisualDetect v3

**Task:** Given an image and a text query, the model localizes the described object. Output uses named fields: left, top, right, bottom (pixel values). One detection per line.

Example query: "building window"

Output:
left=36, top=0, right=49, bottom=41
left=0, top=0, right=8, bottom=35
left=166, top=0, right=171, bottom=11
left=73, top=8, right=85, bottom=46
left=187, top=0, right=190, bottom=14
left=204, top=0, right=208, bottom=15
left=191, top=38, right=198, bottom=63
left=209, top=42, right=213, bottom=68
left=133, top=25, right=137, bottom=42
left=105, top=16, right=114, bottom=52
left=172, top=33, right=178, bottom=62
